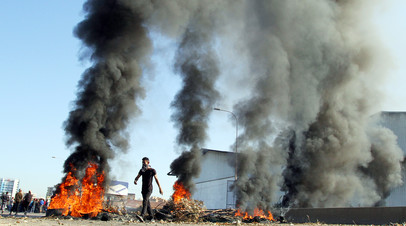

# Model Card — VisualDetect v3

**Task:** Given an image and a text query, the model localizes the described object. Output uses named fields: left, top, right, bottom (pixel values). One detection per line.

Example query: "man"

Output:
left=8, top=197, right=14, bottom=213
left=134, top=157, right=163, bottom=221
left=1, top=192, right=9, bottom=213
left=22, top=190, right=32, bottom=216
left=30, top=198, right=37, bottom=213
left=39, top=198, right=44, bottom=213
left=10, top=189, right=23, bottom=215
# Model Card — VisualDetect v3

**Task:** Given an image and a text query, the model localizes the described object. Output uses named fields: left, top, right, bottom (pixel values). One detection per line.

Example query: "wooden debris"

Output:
left=163, top=198, right=206, bottom=222
left=201, top=209, right=237, bottom=223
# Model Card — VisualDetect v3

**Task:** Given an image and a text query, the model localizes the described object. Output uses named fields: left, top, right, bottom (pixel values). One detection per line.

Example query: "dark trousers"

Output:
left=23, top=202, right=29, bottom=214
left=141, top=191, right=153, bottom=217
left=10, top=202, right=20, bottom=214
left=1, top=201, right=6, bottom=212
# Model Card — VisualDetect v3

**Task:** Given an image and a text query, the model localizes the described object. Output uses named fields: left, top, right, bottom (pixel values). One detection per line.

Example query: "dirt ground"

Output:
left=0, top=213, right=337, bottom=226
left=0, top=218, right=342, bottom=226
left=0, top=212, right=370, bottom=226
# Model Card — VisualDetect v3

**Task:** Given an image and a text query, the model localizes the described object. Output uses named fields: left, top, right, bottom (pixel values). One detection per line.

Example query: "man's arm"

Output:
left=134, top=173, right=141, bottom=185
left=154, top=175, right=163, bottom=195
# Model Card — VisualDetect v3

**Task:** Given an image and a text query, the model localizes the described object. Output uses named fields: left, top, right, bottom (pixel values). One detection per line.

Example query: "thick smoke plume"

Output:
left=61, top=0, right=151, bottom=186
left=169, top=22, right=220, bottom=192
left=232, top=0, right=403, bottom=209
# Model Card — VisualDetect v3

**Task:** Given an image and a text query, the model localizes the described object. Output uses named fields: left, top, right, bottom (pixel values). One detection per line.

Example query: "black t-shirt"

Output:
left=1, top=194, right=8, bottom=202
left=139, top=168, right=156, bottom=194
left=23, top=193, right=32, bottom=205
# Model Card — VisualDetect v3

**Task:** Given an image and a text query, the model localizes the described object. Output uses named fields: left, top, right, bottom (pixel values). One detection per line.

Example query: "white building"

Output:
left=0, top=178, right=19, bottom=197
left=105, top=180, right=129, bottom=209
left=192, top=149, right=236, bottom=209
left=379, top=112, right=406, bottom=206
left=106, top=180, right=129, bottom=196
left=193, top=112, right=406, bottom=209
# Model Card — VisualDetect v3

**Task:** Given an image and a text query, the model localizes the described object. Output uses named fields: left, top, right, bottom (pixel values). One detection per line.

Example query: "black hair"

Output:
left=142, top=157, right=149, bottom=161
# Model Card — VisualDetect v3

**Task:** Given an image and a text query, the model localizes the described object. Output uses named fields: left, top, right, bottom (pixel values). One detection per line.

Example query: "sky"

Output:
left=0, top=0, right=406, bottom=200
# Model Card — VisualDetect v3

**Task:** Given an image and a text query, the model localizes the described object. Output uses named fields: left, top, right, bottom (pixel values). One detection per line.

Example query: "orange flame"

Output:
left=172, top=181, right=191, bottom=203
left=49, top=163, right=105, bottom=217
left=235, top=208, right=275, bottom=221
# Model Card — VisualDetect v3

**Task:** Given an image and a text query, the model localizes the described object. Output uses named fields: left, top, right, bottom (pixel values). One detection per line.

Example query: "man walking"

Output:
left=1, top=192, right=9, bottom=213
left=10, top=189, right=23, bottom=215
left=22, top=190, right=32, bottom=216
left=134, top=157, right=163, bottom=222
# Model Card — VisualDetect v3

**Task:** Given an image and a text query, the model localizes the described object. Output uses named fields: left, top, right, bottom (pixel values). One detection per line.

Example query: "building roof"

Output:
left=201, top=148, right=235, bottom=155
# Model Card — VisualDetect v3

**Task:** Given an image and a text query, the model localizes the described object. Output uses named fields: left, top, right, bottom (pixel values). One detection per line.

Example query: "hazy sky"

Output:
left=0, top=0, right=405, bottom=199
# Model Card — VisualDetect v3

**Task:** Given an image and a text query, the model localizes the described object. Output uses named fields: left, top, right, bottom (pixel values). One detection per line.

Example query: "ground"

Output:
left=0, top=213, right=375, bottom=226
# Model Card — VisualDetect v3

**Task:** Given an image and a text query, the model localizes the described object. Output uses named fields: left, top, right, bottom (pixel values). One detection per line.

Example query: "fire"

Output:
left=235, top=208, right=275, bottom=221
left=172, top=181, right=191, bottom=203
left=49, top=163, right=105, bottom=217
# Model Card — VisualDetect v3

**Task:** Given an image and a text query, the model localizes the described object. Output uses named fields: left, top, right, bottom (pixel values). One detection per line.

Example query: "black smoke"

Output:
left=232, top=0, right=403, bottom=209
left=169, top=24, right=220, bottom=192
left=60, top=0, right=152, bottom=186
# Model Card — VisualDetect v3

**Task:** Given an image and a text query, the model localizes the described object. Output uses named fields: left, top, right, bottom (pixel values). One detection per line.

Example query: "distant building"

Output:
left=107, top=180, right=129, bottom=196
left=127, top=193, right=135, bottom=200
left=105, top=180, right=129, bottom=209
left=0, top=178, right=19, bottom=197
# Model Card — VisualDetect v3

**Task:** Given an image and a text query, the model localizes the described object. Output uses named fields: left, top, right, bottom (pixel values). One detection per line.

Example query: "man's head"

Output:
left=19, top=189, right=22, bottom=192
left=142, top=157, right=150, bottom=165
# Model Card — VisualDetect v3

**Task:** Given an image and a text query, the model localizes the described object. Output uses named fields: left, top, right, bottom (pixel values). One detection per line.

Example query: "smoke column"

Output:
left=132, top=0, right=234, bottom=193
left=232, top=0, right=403, bottom=209
left=61, top=0, right=151, bottom=185
left=169, top=18, right=220, bottom=192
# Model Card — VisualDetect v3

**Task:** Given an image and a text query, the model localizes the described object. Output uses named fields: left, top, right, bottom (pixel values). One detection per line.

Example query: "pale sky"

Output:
left=0, top=0, right=405, bottom=199
left=374, top=0, right=406, bottom=111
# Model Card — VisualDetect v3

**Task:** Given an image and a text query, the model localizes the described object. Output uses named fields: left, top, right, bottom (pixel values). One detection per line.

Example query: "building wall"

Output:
left=380, top=112, right=406, bottom=206
left=0, top=178, right=19, bottom=197
left=194, top=178, right=230, bottom=209
left=194, top=149, right=235, bottom=184
left=192, top=149, right=235, bottom=209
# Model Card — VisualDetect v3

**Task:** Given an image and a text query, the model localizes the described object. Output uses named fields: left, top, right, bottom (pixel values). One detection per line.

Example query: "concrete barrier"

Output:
left=285, top=207, right=406, bottom=224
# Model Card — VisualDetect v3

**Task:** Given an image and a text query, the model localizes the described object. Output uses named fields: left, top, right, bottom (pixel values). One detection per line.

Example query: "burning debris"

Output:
left=235, top=208, right=275, bottom=222
left=162, top=181, right=204, bottom=222
left=163, top=197, right=205, bottom=222
left=47, top=181, right=277, bottom=224
left=48, top=163, right=105, bottom=217
left=160, top=178, right=276, bottom=223
left=172, top=181, right=191, bottom=203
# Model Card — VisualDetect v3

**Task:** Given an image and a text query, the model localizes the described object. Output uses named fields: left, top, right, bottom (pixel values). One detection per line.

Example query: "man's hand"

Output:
left=134, top=174, right=141, bottom=185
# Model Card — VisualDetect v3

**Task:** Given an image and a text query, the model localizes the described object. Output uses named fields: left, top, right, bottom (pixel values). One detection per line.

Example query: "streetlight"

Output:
left=213, top=107, right=238, bottom=180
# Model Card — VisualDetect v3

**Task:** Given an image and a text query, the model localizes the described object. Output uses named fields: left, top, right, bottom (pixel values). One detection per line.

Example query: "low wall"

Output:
left=285, top=207, right=406, bottom=225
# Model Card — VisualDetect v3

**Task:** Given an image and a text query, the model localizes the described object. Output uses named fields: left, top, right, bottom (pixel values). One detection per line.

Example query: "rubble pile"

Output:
left=160, top=198, right=206, bottom=222
left=45, top=199, right=281, bottom=224
left=201, top=209, right=240, bottom=223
